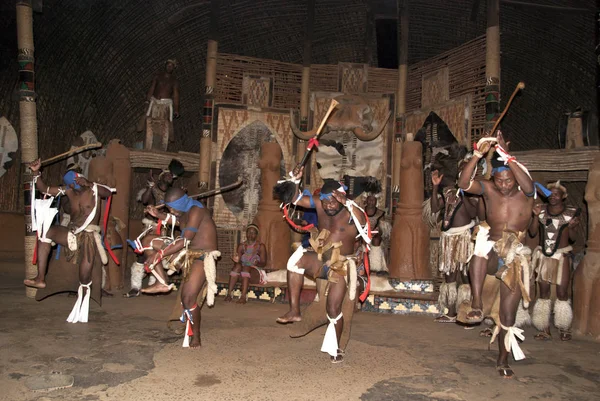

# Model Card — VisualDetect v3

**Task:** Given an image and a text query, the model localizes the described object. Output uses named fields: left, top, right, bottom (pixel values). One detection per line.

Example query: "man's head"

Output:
left=491, top=153, right=517, bottom=196
left=63, top=170, right=83, bottom=191
left=165, top=59, right=178, bottom=73
left=320, top=180, right=345, bottom=216
left=157, top=170, right=174, bottom=190
left=547, top=181, right=567, bottom=206
left=164, top=187, right=187, bottom=216
left=246, top=224, right=259, bottom=242
left=366, top=195, right=377, bottom=209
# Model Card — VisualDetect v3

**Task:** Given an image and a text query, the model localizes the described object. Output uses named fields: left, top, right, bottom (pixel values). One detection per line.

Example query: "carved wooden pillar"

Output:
left=17, top=0, right=38, bottom=298
left=485, top=0, right=500, bottom=135
left=199, top=0, right=219, bottom=190
left=573, top=155, right=600, bottom=337
left=392, top=0, right=408, bottom=214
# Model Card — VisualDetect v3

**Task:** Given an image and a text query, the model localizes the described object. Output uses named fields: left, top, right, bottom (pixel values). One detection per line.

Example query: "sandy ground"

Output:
left=1, top=259, right=599, bottom=401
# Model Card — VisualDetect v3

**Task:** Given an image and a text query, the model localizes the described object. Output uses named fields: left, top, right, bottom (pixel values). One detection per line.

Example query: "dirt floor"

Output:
left=1, top=259, right=600, bottom=401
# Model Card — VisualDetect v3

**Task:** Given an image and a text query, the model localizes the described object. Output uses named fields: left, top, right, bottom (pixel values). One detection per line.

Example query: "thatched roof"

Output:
left=0, top=0, right=595, bottom=161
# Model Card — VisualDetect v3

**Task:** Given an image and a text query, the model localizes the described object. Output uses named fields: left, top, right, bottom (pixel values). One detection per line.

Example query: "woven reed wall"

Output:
left=0, top=0, right=595, bottom=213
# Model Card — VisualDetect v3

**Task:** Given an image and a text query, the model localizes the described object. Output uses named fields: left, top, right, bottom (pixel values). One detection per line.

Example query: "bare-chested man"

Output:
left=276, top=166, right=369, bottom=363
left=25, top=159, right=115, bottom=323
left=145, top=59, right=180, bottom=148
left=141, top=188, right=220, bottom=348
left=529, top=181, right=580, bottom=341
left=457, top=132, right=535, bottom=378
left=431, top=165, right=478, bottom=323
left=225, top=224, right=267, bottom=304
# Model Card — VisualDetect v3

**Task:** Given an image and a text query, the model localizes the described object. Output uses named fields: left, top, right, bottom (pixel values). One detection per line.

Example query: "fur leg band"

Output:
left=553, top=300, right=573, bottom=331
left=532, top=298, right=551, bottom=332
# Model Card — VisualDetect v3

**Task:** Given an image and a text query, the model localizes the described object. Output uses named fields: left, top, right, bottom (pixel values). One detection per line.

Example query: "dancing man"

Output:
left=141, top=188, right=220, bottom=348
left=364, top=193, right=391, bottom=275
left=276, top=166, right=370, bottom=363
left=431, top=165, right=477, bottom=323
left=225, top=223, right=267, bottom=304
left=25, top=159, right=116, bottom=323
left=530, top=181, right=580, bottom=341
left=457, top=131, right=535, bottom=378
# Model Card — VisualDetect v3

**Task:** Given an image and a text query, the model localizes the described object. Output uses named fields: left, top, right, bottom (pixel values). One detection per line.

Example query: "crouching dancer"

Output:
left=142, top=188, right=220, bottom=348
left=457, top=132, right=535, bottom=378
left=25, top=159, right=116, bottom=323
left=276, top=166, right=370, bottom=363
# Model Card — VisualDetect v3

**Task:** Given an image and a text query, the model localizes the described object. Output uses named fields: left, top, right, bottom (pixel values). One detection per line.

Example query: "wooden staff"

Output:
left=487, top=81, right=525, bottom=138
left=156, top=179, right=243, bottom=209
left=298, top=98, right=339, bottom=166
left=41, top=142, right=103, bottom=166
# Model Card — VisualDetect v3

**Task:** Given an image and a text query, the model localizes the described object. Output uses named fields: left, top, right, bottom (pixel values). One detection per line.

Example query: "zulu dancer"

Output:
left=25, top=159, right=116, bottom=323
left=457, top=131, right=535, bottom=378
left=141, top=188, right=220, bottom=348
left=529, top=181, right=580, bottom=341
left=431, top=162, right=478, bottom=323
left=125, top=159, right=184, bottom=297
left=364, top=190, right=391, bottom=275
left=276, top=166, right=370, bottom=363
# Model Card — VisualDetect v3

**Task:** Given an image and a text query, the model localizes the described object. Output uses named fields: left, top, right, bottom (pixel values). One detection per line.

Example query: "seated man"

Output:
left=225, top=224, right=267, bottom=304
left=25, top=159, right=116, bottom=323
left=530, top=181, right=580, bottom=341
left=457, top=131, right=535, bottom=378
left=276, top=166, right=370, bottom=363
left=142, top=188, right=220, bottom=348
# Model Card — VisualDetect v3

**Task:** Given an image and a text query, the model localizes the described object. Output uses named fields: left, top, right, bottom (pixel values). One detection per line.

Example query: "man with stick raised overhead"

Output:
left=457, top=131, right=535, bottom=378
left=25, top=158, right=117, bottom=323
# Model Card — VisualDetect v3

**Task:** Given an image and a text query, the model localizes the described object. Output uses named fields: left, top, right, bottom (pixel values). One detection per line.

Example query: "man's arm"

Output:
left=462, top=195, right=478, bottom=219
left=496, top=132, right=534, bottom=195
left=430, top=170, right=444, bottom=213
left=75, top=177, right=114, bottom=198
left=528, top=203, right=542, bottom=237
left=331, top=190, right=366, bottom=225
left=457, top=141, right=491, bottom=195
left=145, top=205, right=179, bottom=227
left=161, top=208, right=202, bottom=257
left=286, top=165, right=315, bottom=209
left=146, top=75, right=157, bottom=101
left=28, top=159, right=64, bottom=196
left=173, top=79, right=180, bottom=117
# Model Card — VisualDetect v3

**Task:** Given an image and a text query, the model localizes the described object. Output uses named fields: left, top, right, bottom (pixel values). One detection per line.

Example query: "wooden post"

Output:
left=17, top=0, right=38, bottom=298
left=485, top=0, right=500, bottom=135
left=296, top=0, right=316, bottom=167
left=392, top=0, right=408, bottom=214
left=199, top=0, right=219, bottom=189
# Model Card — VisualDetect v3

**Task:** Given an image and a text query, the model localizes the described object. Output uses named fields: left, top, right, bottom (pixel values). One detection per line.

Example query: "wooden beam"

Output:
left=129, top=149, right=200, bottom=171
left=512, top=147, right=599, bottom=172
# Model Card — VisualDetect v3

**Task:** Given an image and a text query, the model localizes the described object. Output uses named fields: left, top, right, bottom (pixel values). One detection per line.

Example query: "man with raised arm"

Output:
left=276, top=165, right=370, bottom=363
left=141, top=187, right=220, bottom=348
left=457, top=131, right=535, bottom=378
left=25, top=158, right=116, bottom=323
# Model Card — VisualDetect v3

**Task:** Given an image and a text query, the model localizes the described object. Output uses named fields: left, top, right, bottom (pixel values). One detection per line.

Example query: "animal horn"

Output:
left=289, top=109, right=317, bottom=140
left=353, top=110, right=392, bottom=141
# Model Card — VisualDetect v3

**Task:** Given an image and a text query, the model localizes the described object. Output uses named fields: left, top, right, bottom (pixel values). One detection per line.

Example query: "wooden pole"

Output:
left=17, top=0, right=38, bottom=298
left=485, top=0, right=500, bottom=135
left=199, top=0, right=220, bottom=190
left=392, top=0, right=408, bottom=213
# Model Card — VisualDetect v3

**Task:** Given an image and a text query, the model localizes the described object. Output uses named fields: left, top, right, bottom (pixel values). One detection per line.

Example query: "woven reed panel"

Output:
left=338, top=63, right=368, bottom=93
left=309, top=64, right=339, bottom=93
left=216, top=53, right=302, bottom=109
left=421, top=67, right=449, bottom=108
left=242, top=75, right=273, bottom=108
left=216, top=228, right=240, bottom=274
left=367, top=67, right=399, bottom=95
left=212, top=107, right=294, bottom=228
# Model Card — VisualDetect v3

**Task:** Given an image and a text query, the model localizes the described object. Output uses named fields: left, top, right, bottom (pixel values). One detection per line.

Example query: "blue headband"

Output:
left=319, top=183, right=348, bottom=200
left=164, top=194, right=204, bottom=212
left=491, top=166, right=510, bottom=175
left=63, top=170, right=82, bottom=190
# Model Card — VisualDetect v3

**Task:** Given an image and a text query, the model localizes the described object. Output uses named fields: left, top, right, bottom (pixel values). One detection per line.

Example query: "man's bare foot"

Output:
left=276, top=311, right=302, bottom=324
left=465, top=308, right=483, bottom=323
left=24, top=278, right=46, bottom=289
left=101, top=289, right=114, bottom=297
left=141, top=282, right=172, bottom=294
left=224, top=295, right=233, bottom=302
left=236, top=297, right=247, bottom=304
left=480, top=327, right=494, bottom=337
left=434, top=314, right=456, bottom=323
left=497, top=364, right=514, bottom=378
left=559, top=330, right=572, bottom=341
left=190, top=335, right=201, bottom=348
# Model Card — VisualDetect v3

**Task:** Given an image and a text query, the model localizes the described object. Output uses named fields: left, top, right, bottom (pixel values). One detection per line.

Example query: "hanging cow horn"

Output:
left=353, top=110, right=392, bottom=141
left=289, top=109, right=318, bottom=140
